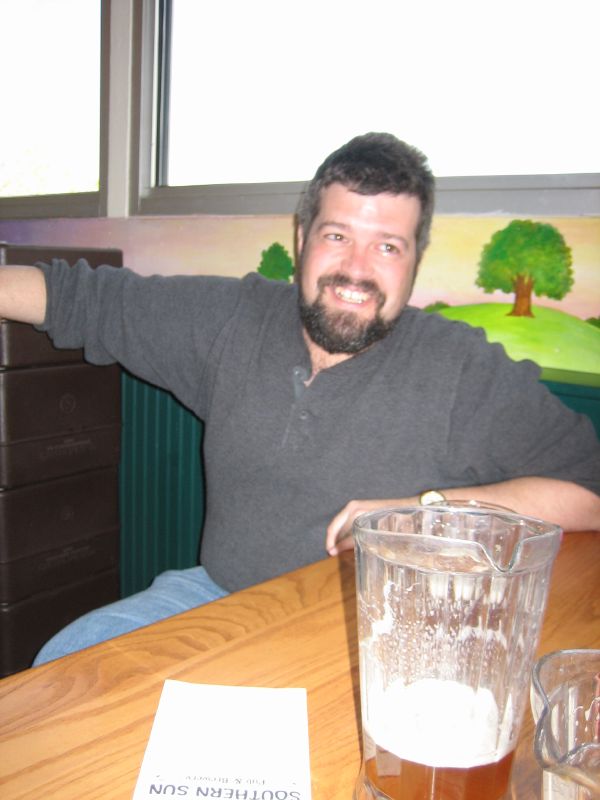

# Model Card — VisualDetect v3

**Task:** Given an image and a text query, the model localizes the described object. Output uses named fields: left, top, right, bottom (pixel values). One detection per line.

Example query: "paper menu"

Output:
left=133, top=680, right=312, bottom=800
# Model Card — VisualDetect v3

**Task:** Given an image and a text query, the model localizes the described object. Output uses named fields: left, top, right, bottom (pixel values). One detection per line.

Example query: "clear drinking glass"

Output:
left=531, top=649, right=600, bottom=799
left=352, top=504, right=563, bottom=800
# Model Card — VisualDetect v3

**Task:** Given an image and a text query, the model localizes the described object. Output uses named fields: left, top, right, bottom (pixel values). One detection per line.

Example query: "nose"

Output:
left=343, top=242, right=373, bottom=281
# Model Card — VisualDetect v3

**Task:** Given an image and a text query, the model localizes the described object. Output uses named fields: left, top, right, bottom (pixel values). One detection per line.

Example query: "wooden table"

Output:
left=1, top=531, right=599, bottom=799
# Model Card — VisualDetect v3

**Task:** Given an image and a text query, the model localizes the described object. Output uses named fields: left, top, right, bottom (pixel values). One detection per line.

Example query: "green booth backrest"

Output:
left=541, top=380, right=600, bottom=438
left=119, top=372, right=204, bottom=597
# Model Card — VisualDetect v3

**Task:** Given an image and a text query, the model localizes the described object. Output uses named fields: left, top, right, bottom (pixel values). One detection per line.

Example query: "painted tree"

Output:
left=257, top=242, right=294, bottom=282
left=476, top=220, right=573, bottom=316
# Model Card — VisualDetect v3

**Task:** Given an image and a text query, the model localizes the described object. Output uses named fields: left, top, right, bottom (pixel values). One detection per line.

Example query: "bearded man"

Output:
left=1, top=132, right=599, bottom=664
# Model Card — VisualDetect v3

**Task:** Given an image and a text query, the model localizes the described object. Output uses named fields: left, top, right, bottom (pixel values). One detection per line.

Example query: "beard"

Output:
left=298, top=273, right=397, bottom=355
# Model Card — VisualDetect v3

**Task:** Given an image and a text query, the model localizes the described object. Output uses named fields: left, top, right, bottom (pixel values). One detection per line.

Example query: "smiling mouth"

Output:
left=333, top=286, right=370, bottom=305
left=316, top=274, right=385, bottom=310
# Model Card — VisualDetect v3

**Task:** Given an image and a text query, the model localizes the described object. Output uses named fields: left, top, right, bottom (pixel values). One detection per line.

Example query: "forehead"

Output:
left=314, top=183, right=421, bottom=235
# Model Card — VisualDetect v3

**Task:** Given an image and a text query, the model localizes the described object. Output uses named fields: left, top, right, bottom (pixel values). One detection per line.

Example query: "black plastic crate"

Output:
left=0, top=568, right=120, bottom=676
left=0, top=363, right=121, bottom=487
left=0, top=527, right=119, bottom=604
left=0, top=467, right=119, bottom=565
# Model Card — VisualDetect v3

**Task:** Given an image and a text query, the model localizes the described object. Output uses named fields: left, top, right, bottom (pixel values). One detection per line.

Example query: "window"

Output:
left=0, top=0, right=106, bottom=217
left=163, top=0, right=599, bottom=184
left=132, top=0, right=599, bottom=216
left=1, top=0, right=597, bottom=219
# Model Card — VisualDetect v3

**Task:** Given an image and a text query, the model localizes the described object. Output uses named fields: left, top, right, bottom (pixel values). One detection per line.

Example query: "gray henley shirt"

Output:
left=38, top=259, right=600, bottom=591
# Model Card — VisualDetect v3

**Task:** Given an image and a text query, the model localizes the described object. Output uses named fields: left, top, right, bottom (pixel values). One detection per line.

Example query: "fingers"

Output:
left=326, top=503, right=357, bottom=556
left=326, top=497, right=417, bottom=556
left=326, top=499, right=374, bottom=556
left=327, top=527, right=356, bottom=557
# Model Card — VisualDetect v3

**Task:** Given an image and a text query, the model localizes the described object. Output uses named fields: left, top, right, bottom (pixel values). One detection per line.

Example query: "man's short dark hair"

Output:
left=298, top=132, right=435, bottom=265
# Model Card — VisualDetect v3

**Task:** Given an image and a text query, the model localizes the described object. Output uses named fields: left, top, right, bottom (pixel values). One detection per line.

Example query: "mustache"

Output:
left=316, top=273, right=385, bottom=304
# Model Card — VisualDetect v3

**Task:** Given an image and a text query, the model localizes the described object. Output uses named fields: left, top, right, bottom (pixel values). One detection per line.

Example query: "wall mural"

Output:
left=428, top=219, right=600, bottom=378
left=0, top=212, right=598, bottom=380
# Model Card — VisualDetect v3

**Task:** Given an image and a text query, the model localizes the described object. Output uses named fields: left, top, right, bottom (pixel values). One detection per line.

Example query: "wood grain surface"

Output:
left=0, top=532, right=598, bottom=800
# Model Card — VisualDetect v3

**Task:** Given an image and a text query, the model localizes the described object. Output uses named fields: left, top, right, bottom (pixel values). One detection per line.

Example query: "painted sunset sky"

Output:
left=0, top=213, right=598, bottom=320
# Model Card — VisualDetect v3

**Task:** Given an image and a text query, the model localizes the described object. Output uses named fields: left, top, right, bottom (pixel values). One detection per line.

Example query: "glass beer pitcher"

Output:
left=352, top=504, right=562, bottom=800
left=531, top=649, right=600, bottom=799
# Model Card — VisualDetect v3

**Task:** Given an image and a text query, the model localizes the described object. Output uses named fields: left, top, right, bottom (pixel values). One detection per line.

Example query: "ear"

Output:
left=296, top=225, right=305, bottom=255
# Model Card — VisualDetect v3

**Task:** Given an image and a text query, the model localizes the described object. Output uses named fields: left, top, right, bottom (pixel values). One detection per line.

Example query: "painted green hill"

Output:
left=436, top=303, right=600, bottom=375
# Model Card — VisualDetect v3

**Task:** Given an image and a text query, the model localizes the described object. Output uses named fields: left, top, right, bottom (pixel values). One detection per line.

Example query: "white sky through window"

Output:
left=167, top=0, right=600, bottom=184
left=0, top=0, right=100, bottom=197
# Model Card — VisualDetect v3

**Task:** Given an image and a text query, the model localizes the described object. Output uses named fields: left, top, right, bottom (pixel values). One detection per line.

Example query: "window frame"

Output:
left=129, top=0, right=307, bottom=216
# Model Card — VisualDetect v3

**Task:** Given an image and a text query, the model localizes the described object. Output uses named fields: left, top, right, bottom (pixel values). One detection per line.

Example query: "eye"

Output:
left=325, top=232, right=345, bottom=242
left=378, top=242, right=401, bottom=255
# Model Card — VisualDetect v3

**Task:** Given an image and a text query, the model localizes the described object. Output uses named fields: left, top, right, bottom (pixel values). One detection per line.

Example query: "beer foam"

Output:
left=366, top=678, right=512, bottom=768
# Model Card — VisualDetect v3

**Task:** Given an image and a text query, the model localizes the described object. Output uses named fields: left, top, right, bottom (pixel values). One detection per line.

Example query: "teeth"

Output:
left=334, top=286, right=368, bottom=304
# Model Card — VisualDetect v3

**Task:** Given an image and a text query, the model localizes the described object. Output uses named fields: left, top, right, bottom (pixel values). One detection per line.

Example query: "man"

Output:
left=1, top=133, right=599, bottom=664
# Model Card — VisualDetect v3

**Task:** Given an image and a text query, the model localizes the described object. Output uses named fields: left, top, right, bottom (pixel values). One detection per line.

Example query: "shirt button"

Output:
left=299, top=411, right=308, bottom=421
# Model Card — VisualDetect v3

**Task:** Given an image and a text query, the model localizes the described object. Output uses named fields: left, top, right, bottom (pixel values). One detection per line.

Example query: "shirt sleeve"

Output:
left=36, top=257, right=244, bottom=410
left=444, top=326, right=600, bottom=497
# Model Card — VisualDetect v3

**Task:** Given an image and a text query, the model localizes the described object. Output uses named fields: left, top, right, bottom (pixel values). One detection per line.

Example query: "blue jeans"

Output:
left=33, top=566, right=229, bottom=666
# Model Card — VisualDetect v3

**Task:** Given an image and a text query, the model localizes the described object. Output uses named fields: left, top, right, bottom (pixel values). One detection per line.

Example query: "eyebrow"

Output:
left=317, top=220, right=410, bottom=248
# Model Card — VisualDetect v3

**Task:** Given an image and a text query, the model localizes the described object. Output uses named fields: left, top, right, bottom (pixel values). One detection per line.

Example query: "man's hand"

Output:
left=326, top=497, right=419, bottom=555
